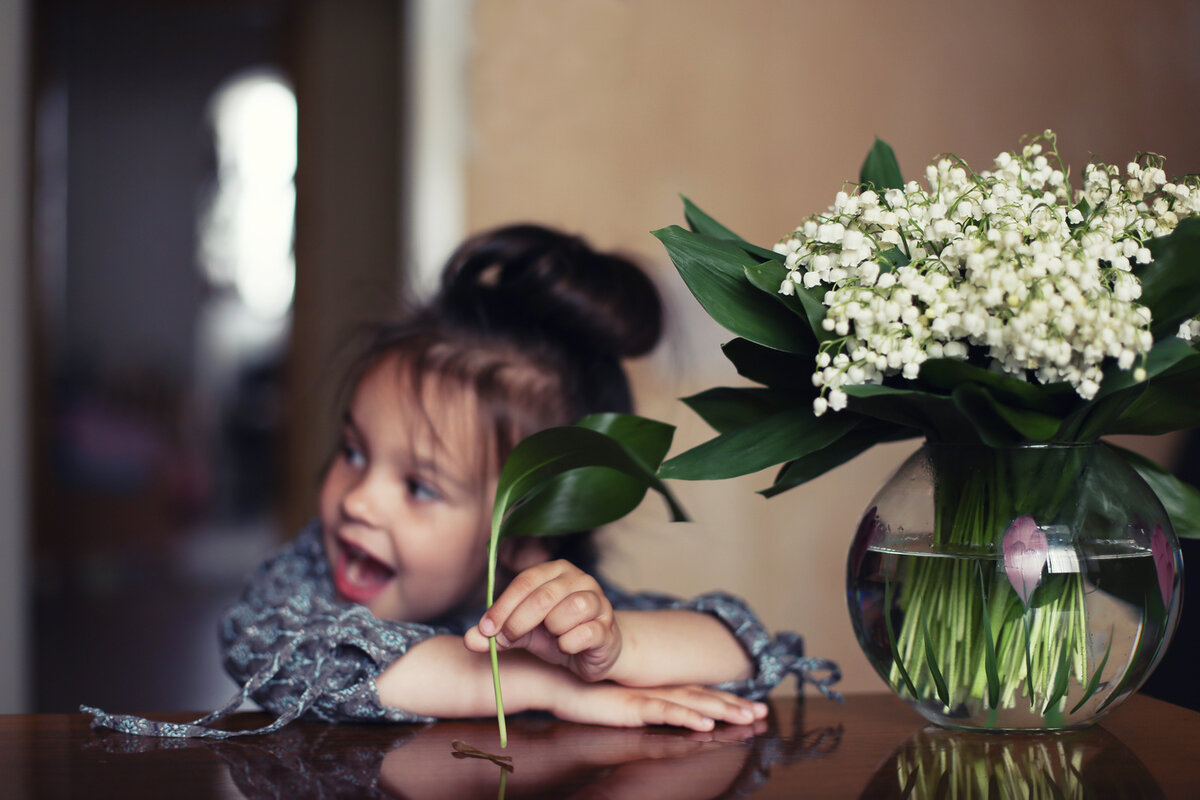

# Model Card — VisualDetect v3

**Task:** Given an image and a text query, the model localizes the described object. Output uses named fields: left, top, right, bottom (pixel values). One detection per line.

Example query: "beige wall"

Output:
left=462, top=0, right=1200, bottom=695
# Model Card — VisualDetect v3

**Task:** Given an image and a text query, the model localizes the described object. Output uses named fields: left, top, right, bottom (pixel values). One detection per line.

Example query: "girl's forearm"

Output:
left=376, top=634, right=571, bottom=718
left=606, top=610, right=754, bottom=688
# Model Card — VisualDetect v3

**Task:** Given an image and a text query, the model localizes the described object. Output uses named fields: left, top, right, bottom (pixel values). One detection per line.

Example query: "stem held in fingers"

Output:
left=486, top=532, right=508, bottom=748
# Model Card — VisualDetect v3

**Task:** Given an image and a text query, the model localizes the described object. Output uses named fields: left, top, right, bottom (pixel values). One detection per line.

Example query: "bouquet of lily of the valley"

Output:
left=652, top=132, right=1200, bottom=504
left=647, top=131, right=1200, bottom=728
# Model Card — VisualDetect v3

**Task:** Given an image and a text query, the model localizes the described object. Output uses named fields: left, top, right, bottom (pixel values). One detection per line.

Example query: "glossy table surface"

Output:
left=3, top=693, right=1198, bottom=798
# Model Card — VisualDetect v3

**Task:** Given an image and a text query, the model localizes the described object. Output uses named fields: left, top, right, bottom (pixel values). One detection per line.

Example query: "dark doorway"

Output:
left=28, top=0, right=404, bottom=713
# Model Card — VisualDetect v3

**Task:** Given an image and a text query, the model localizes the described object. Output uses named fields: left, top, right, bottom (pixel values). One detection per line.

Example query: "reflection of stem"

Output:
left=880, top=724, right=1166, bottom=800
left=497, top=767, right=507, bottom=800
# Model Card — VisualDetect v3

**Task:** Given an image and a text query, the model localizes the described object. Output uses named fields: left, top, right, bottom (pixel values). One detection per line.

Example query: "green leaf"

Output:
left=950, top=383, right=1061, bottom=445
left=720, top=338, right=817, bottom=395
left=921, top=617, right=952, bottom=708
left=875, top=246, right=909, bottom=271
left=1109, top=364, right=1200, bottom=435
left=653, top=225, right=757, bottom=282
left=976, top=563, right=1001, bottom=709
left=680, top=386, right=798, bottom=434
left=859, top=137, right=904, bottom=191
left=1093, top=337, right=1199, bottom=400
left=1060, top=338, right=1200, bottom=440
left=743, top=260, right=831, bottom=342
left=1096, top=615, right=1151, bottom=713
left=492, top=416, right=686, bottom=540
left=659, top=409, right=858, bottom=481
left=653, top=225, right=813, bottom=353
left=1139, top=217, right=1200, bottom=339
left=918, top=358, right=1074, bottom=415
left=1002, top=593, right=1026, bottom=626
left=742, top=260, right=820, bottom=353
left=1111, top=444, right=1200, bottom=539
left=577, top=413, right=675, bottom=469
left=1043, top=641, right=1074, bottom=715
left=498, top=414, right=681, bottom=538
left=1059, top=386, right=1142, bottom=443
left=1028, top=573, right=1070, bottom=608
left=681, top=196, right=783, bottom=263
left=884, top=576, right=920, bottom=699
left=1070, top=630, right=1114, bottom=713
left=500, top=469, right=647, bottom=540
left=762, top=422, right=917, bottom=497
left=842, top=383, right=976, bottom=441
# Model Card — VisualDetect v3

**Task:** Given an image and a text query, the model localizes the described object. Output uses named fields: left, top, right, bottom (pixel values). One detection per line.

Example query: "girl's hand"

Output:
left=553, top=682, right=769, bottom=732
left=464, top=559, right=621, bottom=682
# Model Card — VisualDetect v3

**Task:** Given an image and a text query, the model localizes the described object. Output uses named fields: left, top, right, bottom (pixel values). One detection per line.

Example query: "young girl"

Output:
left=85, top=224, right=839, bottom=738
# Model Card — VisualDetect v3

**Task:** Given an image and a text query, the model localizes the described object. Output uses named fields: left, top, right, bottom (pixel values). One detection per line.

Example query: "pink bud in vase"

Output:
left=1151, top=525, right=1174, bottom=608
left=1003, top=514, right=1048, bottom=605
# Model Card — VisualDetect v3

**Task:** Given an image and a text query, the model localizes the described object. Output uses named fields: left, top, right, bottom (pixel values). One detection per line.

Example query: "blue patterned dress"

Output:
left=84, top=520, right=840, bottom=738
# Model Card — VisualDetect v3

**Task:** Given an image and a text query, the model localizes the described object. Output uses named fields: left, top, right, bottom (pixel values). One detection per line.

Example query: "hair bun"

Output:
left=437, top=224, right=662, bottom=358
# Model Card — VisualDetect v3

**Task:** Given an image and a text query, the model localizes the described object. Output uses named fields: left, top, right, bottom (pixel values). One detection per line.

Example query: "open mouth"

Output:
left=332, top=536, right=397, bottom=605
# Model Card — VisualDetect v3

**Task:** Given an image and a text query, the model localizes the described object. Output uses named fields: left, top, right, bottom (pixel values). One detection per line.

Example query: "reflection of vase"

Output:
left=847, top=442, right=1183, bottom=731
left=858, top=724, right=1165, bottom=799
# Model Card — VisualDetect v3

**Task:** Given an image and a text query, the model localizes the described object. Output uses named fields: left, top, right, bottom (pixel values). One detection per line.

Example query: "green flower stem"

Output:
left=1021, top=612, right=1036, bottom=711
left=485, top=530, right=508, bottom=749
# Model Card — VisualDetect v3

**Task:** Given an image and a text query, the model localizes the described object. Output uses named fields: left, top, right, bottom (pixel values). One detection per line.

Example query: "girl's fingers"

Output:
left=641, top=698, right=715, bottom=732
left=462, top=625, right=489, bottom=653
left=477, top=560, right=569, bottom=637
left=642, top=687, right=766, bottom=727
left=481, top=562, right=606, bottom=645
left=555, top=617, right=610, bottom=656
left=556, top=682, right=770, bottom=734
left=543, top=591, right=607, bottom=637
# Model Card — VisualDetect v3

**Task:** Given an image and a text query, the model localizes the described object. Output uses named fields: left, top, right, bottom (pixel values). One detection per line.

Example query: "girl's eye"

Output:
left=341, top=441, right=366, bottom=469
left=406, top=477, right=441, bottom=503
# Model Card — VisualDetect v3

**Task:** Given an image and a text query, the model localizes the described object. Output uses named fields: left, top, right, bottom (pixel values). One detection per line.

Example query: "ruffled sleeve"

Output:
left=83, top=521, right=446, bottom=738
left=606, top=584, right=842, bottom=703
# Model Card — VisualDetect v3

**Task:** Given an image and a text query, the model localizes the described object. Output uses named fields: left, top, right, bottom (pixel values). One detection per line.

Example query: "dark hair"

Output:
left=338, top=224, right=663, bottom=573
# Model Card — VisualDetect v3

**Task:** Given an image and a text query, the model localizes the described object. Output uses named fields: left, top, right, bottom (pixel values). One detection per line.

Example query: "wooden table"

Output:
left=2, top=693, right=1197, bottom=798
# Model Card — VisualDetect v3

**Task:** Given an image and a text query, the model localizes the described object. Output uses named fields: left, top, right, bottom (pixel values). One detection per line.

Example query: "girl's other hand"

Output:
left=465, top=560, right=621, bottom=682
left=554, top=683, right=768, bottom=732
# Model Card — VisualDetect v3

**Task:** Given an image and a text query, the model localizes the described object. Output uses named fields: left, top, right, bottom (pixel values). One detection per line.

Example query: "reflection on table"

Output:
left=860, top=724, right=1163, bottom=799
left=3, top=693, right=1196, bottom=798
left=93, top=700, right=840, bottom=799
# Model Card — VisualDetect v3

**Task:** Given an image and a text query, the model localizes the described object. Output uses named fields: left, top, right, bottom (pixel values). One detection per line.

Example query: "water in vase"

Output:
left=848, top=536, right=1178, bottom=731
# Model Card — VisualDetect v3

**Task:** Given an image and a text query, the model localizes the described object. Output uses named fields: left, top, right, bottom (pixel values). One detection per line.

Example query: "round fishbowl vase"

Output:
left=846, top=442, right=1184, bottom=731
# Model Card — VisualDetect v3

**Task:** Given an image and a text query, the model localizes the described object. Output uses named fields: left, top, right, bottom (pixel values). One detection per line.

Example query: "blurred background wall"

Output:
left=2, top=0, right=1198, bottom=714
left=459, top=0, right=1200, bottom=701
left=2, top=0, right=32, bottom=714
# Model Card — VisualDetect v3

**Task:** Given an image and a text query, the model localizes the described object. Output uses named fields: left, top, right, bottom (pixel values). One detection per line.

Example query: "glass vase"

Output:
left=846, top=442, right=1184, bottom=731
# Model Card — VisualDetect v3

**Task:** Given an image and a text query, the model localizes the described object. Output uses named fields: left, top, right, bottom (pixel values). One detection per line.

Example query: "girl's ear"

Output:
left=498, top=537, right=551, bottom=573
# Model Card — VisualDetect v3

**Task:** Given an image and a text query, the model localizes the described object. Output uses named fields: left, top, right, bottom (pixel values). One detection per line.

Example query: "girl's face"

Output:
left=320, top=356, right=495, bottom=622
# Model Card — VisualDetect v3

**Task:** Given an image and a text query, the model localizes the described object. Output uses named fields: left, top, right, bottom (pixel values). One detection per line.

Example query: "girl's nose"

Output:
left=340, top=473, right=383, bottom=527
